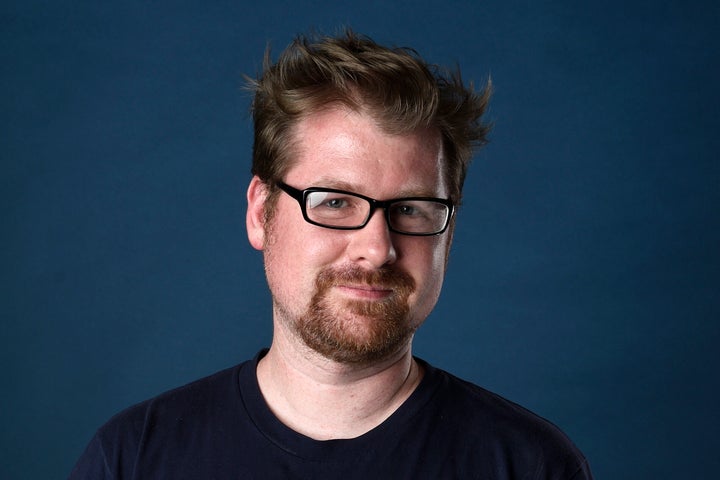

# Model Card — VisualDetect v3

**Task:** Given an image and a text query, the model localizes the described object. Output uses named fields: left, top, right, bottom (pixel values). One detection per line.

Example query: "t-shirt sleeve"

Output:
left=568, top=457, right=594, bottom=480
left=68, top=433, right=113, bottom=480
left=68, top=402, right=147, bottom=480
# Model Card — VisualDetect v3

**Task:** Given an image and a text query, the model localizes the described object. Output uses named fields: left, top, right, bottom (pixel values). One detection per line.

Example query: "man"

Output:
left=70, top=30, right=593, bottom=479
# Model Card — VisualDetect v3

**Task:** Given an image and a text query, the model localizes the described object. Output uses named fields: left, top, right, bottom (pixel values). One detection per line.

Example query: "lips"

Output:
left=336, top=283, right=394, bottom=300
left=314, top=265, right=416, bottom=305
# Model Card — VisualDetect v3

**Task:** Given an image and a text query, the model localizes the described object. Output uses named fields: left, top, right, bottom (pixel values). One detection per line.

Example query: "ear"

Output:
left=246, top=175, right=269, bottom=251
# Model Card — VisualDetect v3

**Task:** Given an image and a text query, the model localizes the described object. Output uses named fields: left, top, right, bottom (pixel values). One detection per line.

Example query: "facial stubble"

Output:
left=295, top=266, right=417, bottom=364
left=263, top=205, right=419, bottom=365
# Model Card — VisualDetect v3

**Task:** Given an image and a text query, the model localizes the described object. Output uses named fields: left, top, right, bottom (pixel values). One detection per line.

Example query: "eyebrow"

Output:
left=311, top=178, right=442, bottom=199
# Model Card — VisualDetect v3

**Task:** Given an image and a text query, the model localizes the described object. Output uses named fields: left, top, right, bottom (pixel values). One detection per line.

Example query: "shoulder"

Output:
left=418, top=360, right=592, bottom=478
left=70, top=363, right=246, bottom=479
left=105, top=363, right=241, bottom=431
left=423, top=361, right=568, bottom=437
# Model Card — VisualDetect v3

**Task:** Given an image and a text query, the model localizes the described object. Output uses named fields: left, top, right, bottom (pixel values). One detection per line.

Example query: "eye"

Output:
left=397, top=204, right=418, bottom=216
left=393, top=203, right=427, bottom=217
left=324, top=197, right=348, bottom=209
left=306, top=192, right=365, bottom=222
left=307, top=192, right=352, bottom=210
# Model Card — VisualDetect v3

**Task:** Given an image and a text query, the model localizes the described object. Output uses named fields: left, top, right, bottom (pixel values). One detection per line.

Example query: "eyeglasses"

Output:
left=276, top=181, right=454, bottom=236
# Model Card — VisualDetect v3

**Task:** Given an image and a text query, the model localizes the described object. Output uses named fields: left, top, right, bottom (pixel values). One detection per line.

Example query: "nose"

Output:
left=347, top=209, right=397, bottom=268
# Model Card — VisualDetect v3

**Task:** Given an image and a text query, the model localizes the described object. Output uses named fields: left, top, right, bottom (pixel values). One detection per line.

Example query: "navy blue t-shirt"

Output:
left=69, top=351, right=592, bottom=479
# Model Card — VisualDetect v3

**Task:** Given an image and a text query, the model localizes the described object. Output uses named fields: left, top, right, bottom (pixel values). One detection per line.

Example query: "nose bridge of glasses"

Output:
left=365, top=198, right=395, bottom=228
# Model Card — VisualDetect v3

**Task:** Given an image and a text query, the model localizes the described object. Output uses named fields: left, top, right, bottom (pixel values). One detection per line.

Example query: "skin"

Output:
left=246, top=106, right=453, bottom=440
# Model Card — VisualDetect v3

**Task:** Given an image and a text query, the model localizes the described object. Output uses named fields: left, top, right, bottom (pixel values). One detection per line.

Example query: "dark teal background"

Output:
left=2, top=1, right=719, bottom=478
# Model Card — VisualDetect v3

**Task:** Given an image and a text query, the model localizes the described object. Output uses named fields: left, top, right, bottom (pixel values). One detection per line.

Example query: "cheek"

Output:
left=414, top=234, right=450, bottom=273
left=424, top=252, right=448, bottom=300
left=403, top=237, right=449, bottom=305
left=263, top=221, right=343, bottom=301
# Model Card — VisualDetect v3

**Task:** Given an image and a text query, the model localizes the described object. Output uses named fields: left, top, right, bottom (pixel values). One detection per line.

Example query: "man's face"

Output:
left=247, top=107, right=453, bottom=365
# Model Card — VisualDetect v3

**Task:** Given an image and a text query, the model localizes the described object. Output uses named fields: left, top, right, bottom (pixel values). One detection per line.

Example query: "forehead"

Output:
left=287, top=107, right=447, bottom=197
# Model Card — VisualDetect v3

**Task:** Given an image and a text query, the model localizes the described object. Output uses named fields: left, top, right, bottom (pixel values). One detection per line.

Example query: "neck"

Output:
left=256, top=327, right=423, bottom=440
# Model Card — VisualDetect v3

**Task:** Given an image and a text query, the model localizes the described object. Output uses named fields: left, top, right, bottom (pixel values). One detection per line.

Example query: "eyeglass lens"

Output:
left=305, top=190, right=449, bottom=234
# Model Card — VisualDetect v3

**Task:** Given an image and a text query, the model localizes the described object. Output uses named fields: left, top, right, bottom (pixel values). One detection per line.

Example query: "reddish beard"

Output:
left=293, top=265, right=417, bottom=364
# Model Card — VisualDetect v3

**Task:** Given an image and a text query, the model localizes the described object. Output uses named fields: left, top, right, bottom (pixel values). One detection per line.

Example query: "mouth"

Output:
left=315, top=265, right=416, bottom=305
left=335, top=284, right=394, bottom=300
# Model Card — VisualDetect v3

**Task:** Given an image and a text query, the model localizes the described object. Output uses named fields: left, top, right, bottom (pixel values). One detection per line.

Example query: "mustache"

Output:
left=315, top=265, right=415, bottom=292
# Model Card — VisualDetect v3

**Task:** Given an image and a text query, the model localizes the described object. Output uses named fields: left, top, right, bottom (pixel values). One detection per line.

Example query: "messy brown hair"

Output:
left=247, top=29, right=492, bottom=214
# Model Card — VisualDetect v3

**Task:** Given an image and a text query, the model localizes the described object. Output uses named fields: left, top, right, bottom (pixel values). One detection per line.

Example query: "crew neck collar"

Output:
left=236, top=349, right=442, bottom=461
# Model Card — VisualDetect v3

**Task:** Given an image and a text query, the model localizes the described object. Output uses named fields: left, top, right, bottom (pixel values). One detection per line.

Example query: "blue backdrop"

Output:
left=2, top=1, right=719, bottom=478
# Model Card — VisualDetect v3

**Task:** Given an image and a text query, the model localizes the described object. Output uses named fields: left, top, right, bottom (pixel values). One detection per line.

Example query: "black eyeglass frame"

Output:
left=276, top=181, right=455, bottom=236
